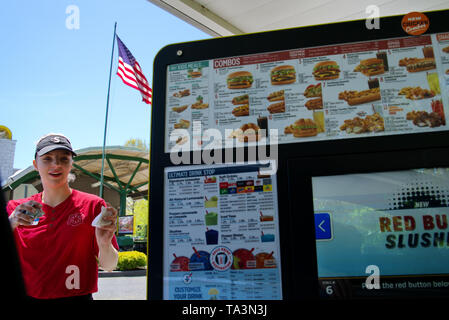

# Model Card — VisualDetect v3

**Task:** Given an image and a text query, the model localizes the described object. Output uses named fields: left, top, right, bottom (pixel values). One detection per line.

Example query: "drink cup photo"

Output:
left=257, top=117, right=268, bottom=137
left=376, top=51, right=389, bottom=71
left=422, top=46, right=434, bottom=58
left=313, top=111, right=325, bottom=133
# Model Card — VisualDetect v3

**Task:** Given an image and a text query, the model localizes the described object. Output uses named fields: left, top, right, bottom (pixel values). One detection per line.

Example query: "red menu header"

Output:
left=437, top=33, right=449, bottom=42
left=213, top=35, right=432, bottom=68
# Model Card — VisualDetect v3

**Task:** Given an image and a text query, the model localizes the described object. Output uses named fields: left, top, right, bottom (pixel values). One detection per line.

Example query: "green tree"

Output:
left=124, top=138, right=149, bottom=152
left=133, top=199, right=148, bottom=239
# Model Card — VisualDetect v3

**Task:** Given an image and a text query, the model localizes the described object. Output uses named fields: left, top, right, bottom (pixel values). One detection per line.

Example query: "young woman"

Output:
left=7, top=133, right=119, bottom=300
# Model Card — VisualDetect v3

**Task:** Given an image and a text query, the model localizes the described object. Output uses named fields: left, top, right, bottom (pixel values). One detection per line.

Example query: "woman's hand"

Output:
left=95, top=203, right=118, bottom=246
left=9, top=200, right=42, bottom=230
left=95, top=203, right=119, bottom=271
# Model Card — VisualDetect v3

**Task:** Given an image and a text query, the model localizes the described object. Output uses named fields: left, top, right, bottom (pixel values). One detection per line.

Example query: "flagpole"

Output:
left=100, top=21, right=117, bottom=199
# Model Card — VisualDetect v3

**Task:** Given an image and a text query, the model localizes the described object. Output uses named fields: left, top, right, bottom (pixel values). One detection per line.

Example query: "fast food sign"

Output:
left=165, top=32, right=449, bottom=153
left=402, top=12, right=430, bottom=36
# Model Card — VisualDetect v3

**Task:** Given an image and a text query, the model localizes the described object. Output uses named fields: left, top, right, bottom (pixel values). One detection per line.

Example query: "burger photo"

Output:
left=227, top=71, right=254, bottom=89
left=313, top=60, right=340, bottom=80
left=187, top=69, right=202, bottom=78
left=228, top=123, right=261, bottom=142
left=270, top=65, right=296, bottom=85
left=353, top=58, right=385, bottom=76
left=284, top=118, right=318, bottom=137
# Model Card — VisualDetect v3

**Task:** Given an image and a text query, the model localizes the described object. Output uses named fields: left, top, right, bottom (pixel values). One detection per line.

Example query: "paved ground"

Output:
left=93, top=273, right=147, bottom=300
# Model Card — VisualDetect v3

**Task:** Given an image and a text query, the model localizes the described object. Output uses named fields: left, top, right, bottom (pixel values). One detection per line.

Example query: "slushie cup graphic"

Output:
left=204, top=196, right=218, bottom=208
left=205, top=210, right=218, bottom=226
left=259, top=211, right=273, bottom=222
left=205, top=228, right=218, bottom=245
left=256, top=251, right=276, bottom=268
left=232, top=248, right=256, bottom=269
left=208, top=288, right=219, bottom=300
left=261, top=231, right=275, bottom=242
left=171, top=254, right=190, bottom=271
left=204, top=176, right=217, bottom=183
left=189, top=247, right=212, bottom=271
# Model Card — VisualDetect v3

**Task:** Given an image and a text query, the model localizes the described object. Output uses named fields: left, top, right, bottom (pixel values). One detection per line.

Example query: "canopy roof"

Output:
left=147, top=0, right=448, bottom=37
left=72, top=146, right=149, bottom=197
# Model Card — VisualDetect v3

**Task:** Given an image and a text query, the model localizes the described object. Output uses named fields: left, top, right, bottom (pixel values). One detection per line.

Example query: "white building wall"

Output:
left=0, top=139, right=16, bottom=183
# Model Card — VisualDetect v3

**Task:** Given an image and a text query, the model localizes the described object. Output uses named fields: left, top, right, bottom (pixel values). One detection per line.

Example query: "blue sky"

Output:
left=0, top=0, right=209, bottom=170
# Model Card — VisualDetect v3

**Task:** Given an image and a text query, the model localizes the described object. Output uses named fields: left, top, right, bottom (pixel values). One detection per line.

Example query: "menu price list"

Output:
left=168, top=269, right=281, bottom=300
left=165, top=33, right=449, bottom=152
left=164, top=163, right=282, bottom=300
left=319, top=275, right=449, bottom=299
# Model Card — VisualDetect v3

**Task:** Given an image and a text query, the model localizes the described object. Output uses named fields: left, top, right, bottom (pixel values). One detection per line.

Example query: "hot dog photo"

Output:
left=267, top=89, right=285, bottom=113
left=267, top=90, right=285, bottom=102
left=398, top=46, right=436, bottom=73
left=231, top=94, right=249, bottom=117
left=399, top=57, right=436, bottom=72
left=339, top=88, right=381, bottom=106
left=303, top=83, right=322, bottom=98
left=338, top=78, right=381, bottom=106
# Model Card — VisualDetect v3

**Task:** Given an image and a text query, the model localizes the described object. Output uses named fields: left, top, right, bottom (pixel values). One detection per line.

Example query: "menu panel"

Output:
left=163, top=163, right=282, bottom=300
left=165, top=33, right=449, bottom=152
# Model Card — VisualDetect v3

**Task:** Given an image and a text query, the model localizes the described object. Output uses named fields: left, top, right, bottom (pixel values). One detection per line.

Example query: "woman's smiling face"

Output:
left=33, top=149, right=73, bottom=188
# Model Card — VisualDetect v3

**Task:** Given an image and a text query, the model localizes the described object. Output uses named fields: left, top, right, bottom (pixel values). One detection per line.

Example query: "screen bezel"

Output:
left=152, top=9, right=449, bottom=161
left=287, top=146, right=449, bottom=299
left=149, top=10, right=449, bottom=300
left=161, top=162, right=284, bottom=300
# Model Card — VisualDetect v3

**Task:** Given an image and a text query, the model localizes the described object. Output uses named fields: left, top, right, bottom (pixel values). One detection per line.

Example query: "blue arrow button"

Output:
left=315, top=213, right=332, bottom=240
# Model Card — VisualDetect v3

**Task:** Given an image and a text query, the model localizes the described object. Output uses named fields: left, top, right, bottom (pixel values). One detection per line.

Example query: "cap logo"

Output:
left=51, top=137, right=61, bottom=143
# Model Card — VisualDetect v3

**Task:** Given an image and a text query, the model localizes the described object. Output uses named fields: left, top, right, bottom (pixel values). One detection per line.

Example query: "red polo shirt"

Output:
left=7, top=190, right=119, bottom=299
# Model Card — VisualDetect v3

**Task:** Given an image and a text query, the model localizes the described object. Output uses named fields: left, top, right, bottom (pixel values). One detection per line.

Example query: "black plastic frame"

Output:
left=148, top=9, right=449, bottom=300
left=288, top=146, right=449, bottom=299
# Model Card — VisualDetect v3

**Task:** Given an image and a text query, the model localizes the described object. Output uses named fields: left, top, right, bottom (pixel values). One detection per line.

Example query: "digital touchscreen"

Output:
left=312, top=168, right=449, bottom=298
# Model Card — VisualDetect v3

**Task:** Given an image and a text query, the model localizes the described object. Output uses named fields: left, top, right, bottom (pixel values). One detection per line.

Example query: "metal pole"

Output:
left=100, top=22, right=117, bottom=199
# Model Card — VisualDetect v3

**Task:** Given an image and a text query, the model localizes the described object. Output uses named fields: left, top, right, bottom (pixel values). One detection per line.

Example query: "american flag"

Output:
left=116, top=35, right=152, bottom=104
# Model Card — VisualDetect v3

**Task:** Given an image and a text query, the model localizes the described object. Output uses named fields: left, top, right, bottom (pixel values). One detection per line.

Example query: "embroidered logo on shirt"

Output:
left=67, top=212, right=83, bottom=226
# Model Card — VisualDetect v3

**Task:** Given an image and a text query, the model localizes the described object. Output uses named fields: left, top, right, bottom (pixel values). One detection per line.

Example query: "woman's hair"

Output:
left=68, top=173, right=76, bottom=184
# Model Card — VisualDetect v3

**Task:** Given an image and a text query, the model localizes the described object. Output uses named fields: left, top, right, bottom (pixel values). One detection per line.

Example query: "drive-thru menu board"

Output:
left=163, top=163, right=282, bottom=300
left=165, top=33, right=449, bottom=152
